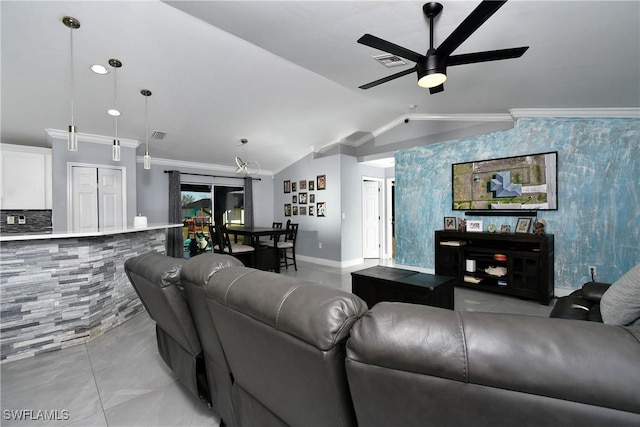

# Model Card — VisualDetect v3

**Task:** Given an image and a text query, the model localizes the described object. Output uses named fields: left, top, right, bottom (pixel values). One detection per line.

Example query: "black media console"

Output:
left=434, top=230, right=554, bottom=305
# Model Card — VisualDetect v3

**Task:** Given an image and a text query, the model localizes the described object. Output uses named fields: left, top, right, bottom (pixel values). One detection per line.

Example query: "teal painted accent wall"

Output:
left=395, top=117, right=640, bottom=290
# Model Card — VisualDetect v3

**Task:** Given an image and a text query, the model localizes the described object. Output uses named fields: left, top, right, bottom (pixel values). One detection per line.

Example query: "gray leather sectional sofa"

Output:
left=125, top=252, right=640, bottom=427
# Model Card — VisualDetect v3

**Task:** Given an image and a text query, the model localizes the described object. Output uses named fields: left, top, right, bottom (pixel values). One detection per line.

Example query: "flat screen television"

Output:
left=452, top=151, right=557, bottom=211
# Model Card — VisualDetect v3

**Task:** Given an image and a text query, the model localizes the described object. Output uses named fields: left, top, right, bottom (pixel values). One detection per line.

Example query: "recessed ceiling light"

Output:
left=91, top=64, right=109, bottom=75
left=107, top=108, right=121, bottom=117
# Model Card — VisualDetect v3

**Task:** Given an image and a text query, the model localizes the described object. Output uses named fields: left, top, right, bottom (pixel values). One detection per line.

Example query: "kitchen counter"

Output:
left=0, top=224, right=183, bottom=362
left=0, top=223, right=182, bottom=241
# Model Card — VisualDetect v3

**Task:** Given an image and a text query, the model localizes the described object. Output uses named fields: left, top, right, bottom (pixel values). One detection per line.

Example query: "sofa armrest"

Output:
left=582, top=281, right=611, bottom=302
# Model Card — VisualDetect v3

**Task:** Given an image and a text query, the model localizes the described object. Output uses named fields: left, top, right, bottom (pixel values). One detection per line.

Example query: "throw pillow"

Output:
left=600, top=262, right=640, bottom=326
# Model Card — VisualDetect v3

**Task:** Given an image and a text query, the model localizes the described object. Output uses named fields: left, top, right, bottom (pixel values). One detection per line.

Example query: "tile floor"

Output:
left=1, top=259, right=554, bottom=426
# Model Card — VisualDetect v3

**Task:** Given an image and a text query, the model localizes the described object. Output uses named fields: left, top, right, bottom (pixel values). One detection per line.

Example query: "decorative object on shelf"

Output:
left=458, top=218, right=466, bottom=232
left=466, top=220, right=483, bottom=232
left=516, top=217, right=533, bottom=234
left=533, top=219, right=546, bottom=235
left=235, top=139, right=260, bottom=175
left=500, top=224, right=511, bottom=233
left=109, top=58, right=123, bottom=162
left=487, top=223, right=497, bottom=233
left=284, top=180, right=291, bottom=193
left=308, top=180, right=314, bottom=191
left=484, top=266, right=507, bottom=277
left=141, top=89, right=152, bottom=169
left=444, top=216, right=456, bottom=230
left=494, top=254, right=507, bottom=261
left=62, top=16, right=80, bottom=152
left=465, top=259, right=476, bottom=273
left=317, top=175, right=326, bottom=190
left=317, top=202, right=326, bottom=217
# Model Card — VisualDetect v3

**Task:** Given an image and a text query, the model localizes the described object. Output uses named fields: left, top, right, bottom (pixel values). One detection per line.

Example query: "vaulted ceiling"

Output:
left=2, top=1, right=638, bottom=173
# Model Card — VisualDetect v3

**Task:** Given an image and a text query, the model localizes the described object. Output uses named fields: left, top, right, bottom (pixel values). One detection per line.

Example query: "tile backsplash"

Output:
left=0, top=210, right=52, bottom=234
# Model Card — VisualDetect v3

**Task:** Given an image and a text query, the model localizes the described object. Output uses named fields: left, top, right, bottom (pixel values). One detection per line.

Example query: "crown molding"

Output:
left=509, top=108, right=640, bottom=119
left=139, top=156, right=274, bottom=177
left=45, top=129, right=140, bottom=148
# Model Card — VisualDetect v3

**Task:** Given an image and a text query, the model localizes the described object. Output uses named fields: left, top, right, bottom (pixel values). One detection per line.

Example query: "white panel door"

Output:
left=362, top=180, right=381, bottom=258
left=72, top=166, right=99, bottom=231
left=98, top=168, right=123, bottom=230
left=71, top=166, right=123, bottom=231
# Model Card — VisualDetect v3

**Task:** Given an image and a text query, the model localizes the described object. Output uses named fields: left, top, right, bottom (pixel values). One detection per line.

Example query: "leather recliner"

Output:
left=346, top=302, right=640, bottom=426
left=180, top=253, right=245, bottom=427
left=197, top=262, right=368, bottom=427
left=549, top=281, right=611, bottom=321
left=124, top=252, right=210, bottom=405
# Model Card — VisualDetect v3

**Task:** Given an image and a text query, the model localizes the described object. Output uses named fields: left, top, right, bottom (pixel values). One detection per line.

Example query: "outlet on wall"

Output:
left=318, top=242, right=322, bottom=249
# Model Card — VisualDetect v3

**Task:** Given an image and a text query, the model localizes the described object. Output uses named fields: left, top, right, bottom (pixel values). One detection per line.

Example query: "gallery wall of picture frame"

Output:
left=283, top=175, right=326, bottom=217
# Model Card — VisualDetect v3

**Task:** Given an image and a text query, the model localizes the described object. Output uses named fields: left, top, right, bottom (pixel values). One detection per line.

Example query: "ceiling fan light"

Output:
left=418, top=71, right=447, bottom=88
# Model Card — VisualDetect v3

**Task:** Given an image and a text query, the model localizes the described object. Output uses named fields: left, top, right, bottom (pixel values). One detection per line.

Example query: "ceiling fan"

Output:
left=357, top=0, right=529, bottom=94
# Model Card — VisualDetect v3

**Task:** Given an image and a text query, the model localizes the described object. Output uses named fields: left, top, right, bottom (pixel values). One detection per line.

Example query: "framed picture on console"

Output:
left=444, top=217, right=456, bottom=230
left=515, top=218, right=532, bottom=234
left=467, top=220, right=483, bottom=232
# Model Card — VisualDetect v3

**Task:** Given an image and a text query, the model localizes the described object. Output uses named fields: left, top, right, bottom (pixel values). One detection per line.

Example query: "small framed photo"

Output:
left=466, top=220, right=483, bottom=232
left=299, top=180, right=307, bottom=190
left=500, top=224, right=511, bottom=234
left=292, top=181, right=297, bottom=192
left=292, top=195, right=298, bottom=204
left=515, top=218, right=532, bottom=234
left=317, top=202, right=326, bottom=217
left=309, top=205, right=315, bottom=216
left=444, top=217, right=457, bottom=230
left=317, top=175, right=326, bottom=190
left=309, top=194, right=315, bottom=203
left=299, top=206, right=307, bottom=215
left=283, top=180, right=291, bottom=193
left=308, top=180, right=314, bottom=191
left=284, top=204, right=292, bottom=217
left=293, top=206, right=298, bottom=216
left=299, top=193, right=307, bottom=204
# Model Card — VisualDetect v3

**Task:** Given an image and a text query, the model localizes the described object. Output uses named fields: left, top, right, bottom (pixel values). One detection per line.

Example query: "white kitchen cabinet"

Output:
left=0, top=144, right=52, bottom=209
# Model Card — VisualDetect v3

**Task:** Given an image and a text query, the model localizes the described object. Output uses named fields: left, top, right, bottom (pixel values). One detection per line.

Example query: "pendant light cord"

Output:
left=70, top=26, right=75, bottom=126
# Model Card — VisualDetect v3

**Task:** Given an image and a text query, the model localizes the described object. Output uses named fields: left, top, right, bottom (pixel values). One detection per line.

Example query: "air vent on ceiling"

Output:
left=372, top=53, right=407, bottom=68
left=151, top=131, right=166, bottom=140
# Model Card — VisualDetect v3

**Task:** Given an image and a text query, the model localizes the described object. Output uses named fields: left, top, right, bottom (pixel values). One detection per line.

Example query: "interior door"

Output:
left=71, top=166, right=123, bottom=231
left=98, top=168, right=123, bottom=230
left=362, top=180, right=381, bottom=258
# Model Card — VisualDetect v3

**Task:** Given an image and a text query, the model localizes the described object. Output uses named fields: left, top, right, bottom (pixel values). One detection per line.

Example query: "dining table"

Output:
left=226, top=226, right=290, bottom=273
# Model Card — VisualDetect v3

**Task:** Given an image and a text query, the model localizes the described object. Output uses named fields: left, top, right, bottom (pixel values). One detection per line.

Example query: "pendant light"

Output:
left=62, top=16, right=80, bottom=151
left=108, top=59, right=122, bottom=161
left=141, top=89, right=152, bottom=170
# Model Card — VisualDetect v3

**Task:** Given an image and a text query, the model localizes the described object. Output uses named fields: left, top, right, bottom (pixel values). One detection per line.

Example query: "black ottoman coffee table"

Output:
left=351, top=265, right=455, bottom=309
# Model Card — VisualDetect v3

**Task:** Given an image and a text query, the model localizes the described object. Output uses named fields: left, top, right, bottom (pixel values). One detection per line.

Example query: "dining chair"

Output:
left=210, top=224, right=255, bottom=267
left=264, top=222, right=298, bottom=271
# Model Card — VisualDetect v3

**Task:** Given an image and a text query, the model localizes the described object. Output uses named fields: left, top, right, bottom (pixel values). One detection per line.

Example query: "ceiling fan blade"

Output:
left=358, top=34, right=425, bottom=63
left=359, top=67, right=417, bottom=90
left=429, top=84, right=444, bottom=94
left=434, top=1, right=507, bottom=58
left=447, top=46, right=529, bottom=66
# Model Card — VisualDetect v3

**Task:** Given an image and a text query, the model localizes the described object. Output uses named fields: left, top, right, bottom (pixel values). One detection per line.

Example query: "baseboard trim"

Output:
left=296, top=255, right=364, bottom=269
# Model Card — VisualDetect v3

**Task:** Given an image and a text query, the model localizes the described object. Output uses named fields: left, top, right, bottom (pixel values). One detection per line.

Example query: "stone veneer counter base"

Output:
left=0, top=225, right=180, bottom=362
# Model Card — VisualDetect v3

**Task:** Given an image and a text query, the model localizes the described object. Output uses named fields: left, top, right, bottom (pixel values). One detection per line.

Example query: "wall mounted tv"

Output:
left=452, top=151, right=558, bottom=212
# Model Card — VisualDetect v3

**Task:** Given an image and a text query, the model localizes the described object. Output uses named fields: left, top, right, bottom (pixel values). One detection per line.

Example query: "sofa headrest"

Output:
left=206, top=267, right=368, bottom=351
left=124, top=252, right=186, bottom=288
left=180, top=253, right=244, bottom=288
